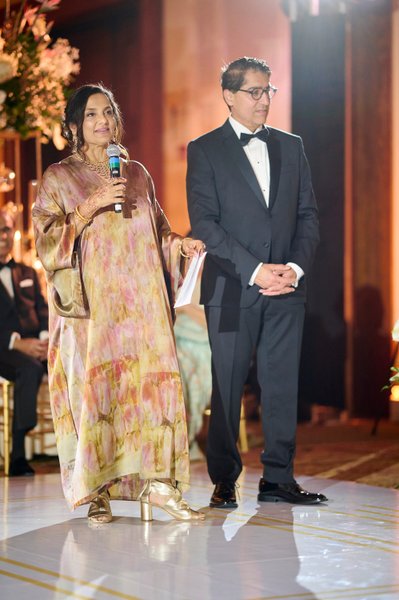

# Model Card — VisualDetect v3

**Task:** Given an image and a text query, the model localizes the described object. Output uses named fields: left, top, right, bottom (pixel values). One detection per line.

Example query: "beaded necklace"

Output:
left=75, top=153, right=110, bottom=179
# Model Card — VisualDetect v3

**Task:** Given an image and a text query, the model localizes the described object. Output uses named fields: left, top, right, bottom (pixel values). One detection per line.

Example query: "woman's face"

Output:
left=80, top=93, right=117, bottom=149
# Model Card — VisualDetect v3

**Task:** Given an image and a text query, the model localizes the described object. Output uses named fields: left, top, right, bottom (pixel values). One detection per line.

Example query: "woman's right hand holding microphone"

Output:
left=74, top=177, right=127, bottom=231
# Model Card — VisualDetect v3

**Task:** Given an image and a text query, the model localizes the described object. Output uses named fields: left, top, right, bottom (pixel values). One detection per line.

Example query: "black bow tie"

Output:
left=0, top=259, right=15, bottom=270
left=239, top=128, right=269, bottom=146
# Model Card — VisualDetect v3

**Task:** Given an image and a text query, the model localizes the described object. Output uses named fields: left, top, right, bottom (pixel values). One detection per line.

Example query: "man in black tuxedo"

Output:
left=187, top=57, right=327, bottom=506
left=0, top=208, right=48, bottom=476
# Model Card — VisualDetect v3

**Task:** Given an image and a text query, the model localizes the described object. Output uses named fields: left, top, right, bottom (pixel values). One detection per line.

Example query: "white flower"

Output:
left=392, top=320, right=399, bottom=342
left=40, top=39, right=80, bottom=83
left=0, top=53, right=18, bottom=84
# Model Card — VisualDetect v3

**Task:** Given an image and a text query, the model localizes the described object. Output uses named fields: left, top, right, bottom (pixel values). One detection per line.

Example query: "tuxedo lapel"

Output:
left=266, top=130, right=281, bottom=211
left=11, top=265, right=20, bottom=302
left=221, top=121, right=269, bottom=212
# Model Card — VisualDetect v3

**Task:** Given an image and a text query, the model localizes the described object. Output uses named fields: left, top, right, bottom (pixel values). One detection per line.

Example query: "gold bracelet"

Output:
left=180, top=237, right=191, bottom=258
left=74, top=205, right=92, bottom=225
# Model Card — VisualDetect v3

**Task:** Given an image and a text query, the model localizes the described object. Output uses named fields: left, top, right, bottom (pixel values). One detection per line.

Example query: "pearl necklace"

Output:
left=75, top=154, right=110, bottom=179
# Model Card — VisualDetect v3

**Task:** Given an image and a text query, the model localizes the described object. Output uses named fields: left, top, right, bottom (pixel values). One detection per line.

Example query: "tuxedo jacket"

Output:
left=187, top=120, right=319, bottom=309
left=0, top=262, right=48, bottom=352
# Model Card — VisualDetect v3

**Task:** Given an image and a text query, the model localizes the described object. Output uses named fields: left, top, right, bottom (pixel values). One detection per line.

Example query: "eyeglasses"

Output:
left=237, top=85, right=278, bottom=101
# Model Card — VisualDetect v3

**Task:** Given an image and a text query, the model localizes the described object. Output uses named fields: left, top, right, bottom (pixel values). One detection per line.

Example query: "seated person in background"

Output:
left=0, top=207, right=48, bottom=476
left=174, top=268, right=211, bottom=460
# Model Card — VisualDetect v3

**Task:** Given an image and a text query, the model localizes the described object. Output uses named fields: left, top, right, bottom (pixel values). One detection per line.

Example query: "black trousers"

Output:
left=205, top=296, right=305, bottom=484
left=0, top=349, right=45, bottom=459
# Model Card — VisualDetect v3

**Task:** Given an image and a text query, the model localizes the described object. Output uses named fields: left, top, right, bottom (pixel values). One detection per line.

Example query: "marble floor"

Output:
left=0, top=464, right=399, bottom=600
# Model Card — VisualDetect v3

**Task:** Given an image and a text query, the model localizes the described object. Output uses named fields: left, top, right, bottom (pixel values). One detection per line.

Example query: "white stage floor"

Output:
left=1, top=464, right=399, bottom=600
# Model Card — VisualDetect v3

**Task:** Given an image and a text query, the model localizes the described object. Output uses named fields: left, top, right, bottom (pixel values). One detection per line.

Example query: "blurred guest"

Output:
left=174, top=269, right=211, bottom=460
left=32, top=84, right=205, bottom=524
left=0, top=207, right=48, bottom=476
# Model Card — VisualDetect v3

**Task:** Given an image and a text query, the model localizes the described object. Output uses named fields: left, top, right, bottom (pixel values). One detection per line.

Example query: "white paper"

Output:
left=174, top=252, right=207, bottom=308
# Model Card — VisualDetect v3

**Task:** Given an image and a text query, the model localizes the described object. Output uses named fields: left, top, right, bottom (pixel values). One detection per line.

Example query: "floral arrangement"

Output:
left=382, top=320, right=399, bottom=392
left=0, top=0, right=80, bottom=148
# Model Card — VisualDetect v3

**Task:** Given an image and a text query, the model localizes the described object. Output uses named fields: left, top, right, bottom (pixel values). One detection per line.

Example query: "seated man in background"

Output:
left=0, top=207, right=48, bottom=476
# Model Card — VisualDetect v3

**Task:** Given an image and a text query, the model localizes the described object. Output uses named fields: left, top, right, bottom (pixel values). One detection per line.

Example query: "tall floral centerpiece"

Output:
left=0, top=0, right=80, bottom=149
left=386, top=320, right=399, bottom=390
left=381, top=319, right=399, bottom=424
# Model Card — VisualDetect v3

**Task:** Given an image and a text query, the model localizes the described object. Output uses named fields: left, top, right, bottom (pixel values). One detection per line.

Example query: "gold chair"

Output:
left=26, top=376, right=56, bottom=457
left=239, top=403, right=248, bottom=453
left=0, top=377, right=13, bottom=476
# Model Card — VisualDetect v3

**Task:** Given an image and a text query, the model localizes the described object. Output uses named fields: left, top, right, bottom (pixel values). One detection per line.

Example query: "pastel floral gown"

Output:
left=33, top=155, right=190, bottom=510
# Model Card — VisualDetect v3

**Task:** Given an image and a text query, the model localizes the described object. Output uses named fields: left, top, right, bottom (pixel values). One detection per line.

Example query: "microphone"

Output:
left=106, top=144, right=122, bottom=213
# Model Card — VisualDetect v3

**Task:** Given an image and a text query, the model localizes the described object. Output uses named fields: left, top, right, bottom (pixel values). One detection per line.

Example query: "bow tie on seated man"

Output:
left=0, top=209, right=49, bottom=477
left=239, top=128, right=270, bottom=146
left=0, top=258, right=15, bottom=269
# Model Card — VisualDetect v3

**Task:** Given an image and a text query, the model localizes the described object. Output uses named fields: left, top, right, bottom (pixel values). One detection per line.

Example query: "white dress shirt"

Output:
left=0, top=260, right=13, bottom=298
left=229, top=116, right=304, bottom=286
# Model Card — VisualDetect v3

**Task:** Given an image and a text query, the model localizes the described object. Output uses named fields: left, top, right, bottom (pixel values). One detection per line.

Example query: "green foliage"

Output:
left=381, top=366, right=399, bottom=392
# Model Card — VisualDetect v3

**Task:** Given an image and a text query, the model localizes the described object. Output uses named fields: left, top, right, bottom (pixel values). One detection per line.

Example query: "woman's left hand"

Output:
left=181, top=237, right=206, bottom=258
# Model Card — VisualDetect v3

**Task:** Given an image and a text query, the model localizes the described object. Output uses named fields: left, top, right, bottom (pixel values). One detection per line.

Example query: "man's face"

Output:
left=0, top=212, right=15, bottom=262
left=223, top=69, right=271, bottom=132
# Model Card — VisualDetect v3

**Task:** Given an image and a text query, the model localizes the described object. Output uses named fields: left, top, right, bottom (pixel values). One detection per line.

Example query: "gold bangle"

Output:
left=180, top=237, right=191, bottom=258
left=74, top=205, right=92, bottom=225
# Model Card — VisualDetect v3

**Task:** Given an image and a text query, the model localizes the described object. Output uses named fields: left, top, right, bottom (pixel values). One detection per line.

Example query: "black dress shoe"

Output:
left=258, top=479, right=327, bottom=505
left=9, top=457, right=35, bottom=477
left=210, top=482, right=238, bottom=508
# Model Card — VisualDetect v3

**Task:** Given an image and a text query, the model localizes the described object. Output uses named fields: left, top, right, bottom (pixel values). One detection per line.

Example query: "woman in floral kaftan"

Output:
left=32, top=84, right=205, bottom=524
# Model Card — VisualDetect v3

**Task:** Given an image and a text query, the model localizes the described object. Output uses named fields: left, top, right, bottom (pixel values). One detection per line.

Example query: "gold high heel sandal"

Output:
left=139, top=480, right=205, bottom=522
left=87, top=490, right=112, bottom=524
